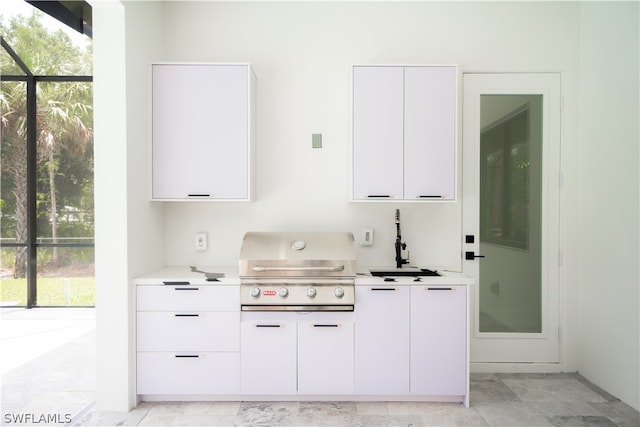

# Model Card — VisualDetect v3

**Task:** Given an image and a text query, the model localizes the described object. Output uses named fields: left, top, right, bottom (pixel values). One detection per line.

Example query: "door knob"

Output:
left=465, top=251, right=485, bottom=260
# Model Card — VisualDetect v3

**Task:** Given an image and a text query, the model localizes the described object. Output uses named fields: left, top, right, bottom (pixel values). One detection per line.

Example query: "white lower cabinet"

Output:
left=136, top=284, right=240, bottom=395
left=240, top=320, right=297, bottom=394
left=354, top=286, right=410, bottom=394
left=136, top=280, right=468, bottom=402
left=410, top=285, right=467, bottom=396
left=137, top=352, right=240, bottom=395
left=137, top=311, right=239, bottom=352
left=298, top=320, right=354, bottom=394
left=240, top=312, right=354, bottom=395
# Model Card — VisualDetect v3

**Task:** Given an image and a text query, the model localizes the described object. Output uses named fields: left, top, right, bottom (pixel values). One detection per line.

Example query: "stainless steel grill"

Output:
left=239, top=232, right=356, bottom=311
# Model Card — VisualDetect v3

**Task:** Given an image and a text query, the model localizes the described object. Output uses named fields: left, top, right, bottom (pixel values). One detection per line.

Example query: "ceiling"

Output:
left=26, top=0, right=92, bottom=38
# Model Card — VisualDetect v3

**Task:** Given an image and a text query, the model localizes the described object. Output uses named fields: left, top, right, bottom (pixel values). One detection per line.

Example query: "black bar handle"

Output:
left=465, top=251, right=485, bottom=260
left=313, top=324, right=339, bottom=328
left=163, top=281, right=190, bottom=285
left=371, top=287, right=397, bottom=291
left=418, top=195, right=443, bottom=198
left=174, top=314, right=200, bottom=317
left=187, top=194, right=211, bottom=197
left=427, top=287, right=453, bottom=291
left=256, top=324, right=281, bottom=328
left=174, top=355, right=199, bottom=358
left=367, top=195, right=391, bottom=198
left=174, top=287, right=199, bottom=291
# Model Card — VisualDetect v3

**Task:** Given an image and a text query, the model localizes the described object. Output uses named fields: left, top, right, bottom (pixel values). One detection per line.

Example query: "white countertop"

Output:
left=134, top=266, right=241, bottom=285
left=134, top=265, right=474, bottom=286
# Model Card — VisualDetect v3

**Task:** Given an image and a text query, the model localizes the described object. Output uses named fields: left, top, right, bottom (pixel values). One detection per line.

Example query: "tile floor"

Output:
left=1, top=308, right=639, bottom=427
left=73, top=374, right=639, bottom=427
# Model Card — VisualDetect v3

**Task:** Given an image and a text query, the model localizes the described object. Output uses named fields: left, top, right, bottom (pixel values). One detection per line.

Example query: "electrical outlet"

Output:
left=195, top=232, right=208, bottom=251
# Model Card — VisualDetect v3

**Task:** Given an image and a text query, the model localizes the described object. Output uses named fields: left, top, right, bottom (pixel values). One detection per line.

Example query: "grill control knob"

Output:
left=278, top=287, right=289, bottom=298
left=334, top=287, right=345, bottom=298
left=306, top=287, right=317, bottom=298
left=250, top=288, right=261, bottom=298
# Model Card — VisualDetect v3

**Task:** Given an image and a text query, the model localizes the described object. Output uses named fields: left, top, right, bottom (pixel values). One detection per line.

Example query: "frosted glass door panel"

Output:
left=404, top=66, right=456, bottom=200
left=480, top=95, right=542, bottom=334
left=352, top=66, right=404, bottom=200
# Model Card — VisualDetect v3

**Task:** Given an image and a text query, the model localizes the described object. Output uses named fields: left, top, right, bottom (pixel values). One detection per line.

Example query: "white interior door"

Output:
left=462, top=73, right=561, bottom=364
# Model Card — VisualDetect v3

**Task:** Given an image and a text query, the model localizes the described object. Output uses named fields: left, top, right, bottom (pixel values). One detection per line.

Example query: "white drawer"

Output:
left=137, top=352, right=240, bottom=395
left=137, top=312, right=240, bottom=352
left=137, top=285, right=239, bottom=311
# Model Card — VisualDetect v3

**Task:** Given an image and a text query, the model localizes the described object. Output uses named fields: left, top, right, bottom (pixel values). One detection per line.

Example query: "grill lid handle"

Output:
left=251, top=265, right=345, bottom=272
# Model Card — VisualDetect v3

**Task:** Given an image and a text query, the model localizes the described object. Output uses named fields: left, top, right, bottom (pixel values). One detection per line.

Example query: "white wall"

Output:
left=92, top=0, right=165, bottom=412
left=92, top=0, right=131, bottom=412
left=577, top=2, right=639, bottom=411
left=157, top=1, right=580, bottom=273
left=92, top=0, right=638, bottom=412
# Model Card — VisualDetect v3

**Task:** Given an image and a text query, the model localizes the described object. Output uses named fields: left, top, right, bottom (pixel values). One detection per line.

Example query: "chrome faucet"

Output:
left=395, top=209, right=409, bottom=268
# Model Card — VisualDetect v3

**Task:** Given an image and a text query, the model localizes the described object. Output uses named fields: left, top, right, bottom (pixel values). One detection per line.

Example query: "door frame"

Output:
left=462, top=72, right=563, bottom=370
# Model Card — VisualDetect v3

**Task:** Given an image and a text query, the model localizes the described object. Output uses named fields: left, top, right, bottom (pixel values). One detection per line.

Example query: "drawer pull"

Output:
left=163, top=281, right=190, bottom=285
left=174, top=354, right=200, bottom=358
left=367, top=195, right=391, bottom=198
left=426, top=287, right=453, bottom=291
left=174, top=314, right=200, bottom=317
left=255, top=324, right=281, bottom=328
left=371, top=287, right=397, bottom=291
left=313, top=324, right=339, bottom=328
left=187, top=194, right=212, bottom=198
left=174, top=287, right=199, bottom=291
left=418, top=195, right=443, bottom=199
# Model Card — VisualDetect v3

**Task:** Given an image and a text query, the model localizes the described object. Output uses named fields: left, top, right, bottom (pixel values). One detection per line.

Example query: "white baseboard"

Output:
left=470, top=362, right=571, bottom=373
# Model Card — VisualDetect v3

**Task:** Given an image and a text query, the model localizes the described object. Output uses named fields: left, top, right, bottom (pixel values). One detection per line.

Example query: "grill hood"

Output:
left=239, top=232, right=357, bottom=278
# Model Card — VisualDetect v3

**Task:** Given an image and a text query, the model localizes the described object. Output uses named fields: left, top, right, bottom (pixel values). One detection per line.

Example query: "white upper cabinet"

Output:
left=352, top=65, right=457, bottom=201
left=152, top=64, right=255, bottom=201
left=352, top=66, right=405, bottom=200
left=404, top=66, right=456, bottom=200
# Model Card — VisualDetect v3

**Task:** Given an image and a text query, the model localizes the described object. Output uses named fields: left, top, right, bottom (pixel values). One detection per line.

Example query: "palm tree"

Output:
left=37, top=82, right=93, bottom=264
left=1, top=12, right=92, bottom=277
left=0, top=81, right=29, bottom=277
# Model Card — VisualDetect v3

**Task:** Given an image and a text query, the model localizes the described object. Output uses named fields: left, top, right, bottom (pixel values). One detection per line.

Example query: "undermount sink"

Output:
left=369, top=268, right=440, bottom=277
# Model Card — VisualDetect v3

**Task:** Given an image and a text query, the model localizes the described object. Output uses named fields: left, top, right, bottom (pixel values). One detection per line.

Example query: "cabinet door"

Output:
left=298, top=320, right=354, bottom=394
left=137, top=285, right=239, bottom=312
left=240, top=320, right=297, bottom=394
left=137, top=311, right=239, bottom=352
left=352, top=66, right=404, bottom=200
left=410, top=285, right=466, bottom=395
left=152, top=64, right=249, bottom=200
left=404, top=66, right=456, bottom=200
left=137, top=352, right=240, bottom=395
left=354, top=286, right=410, bottom=394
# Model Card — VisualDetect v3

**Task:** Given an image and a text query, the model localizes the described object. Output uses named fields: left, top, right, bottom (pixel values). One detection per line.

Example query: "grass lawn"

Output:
left=1, top=277, right=95, bottom=306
